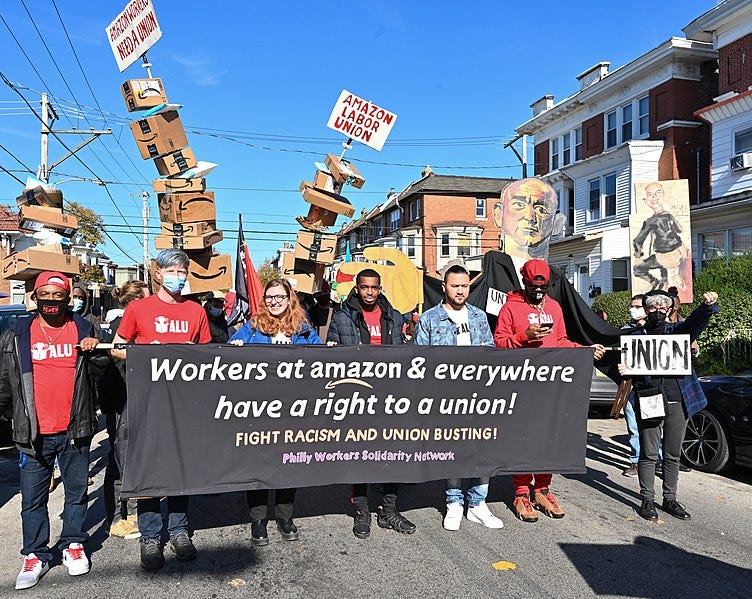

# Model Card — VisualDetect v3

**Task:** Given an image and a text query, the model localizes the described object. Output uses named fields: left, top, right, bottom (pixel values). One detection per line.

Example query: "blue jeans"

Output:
left=446, top=478, right=489, bottom=507
left=20, top=433, right=91, bottom=562
left=137, top=497, right=189, bottom=541
left=626, top=394, right=662, bottom=463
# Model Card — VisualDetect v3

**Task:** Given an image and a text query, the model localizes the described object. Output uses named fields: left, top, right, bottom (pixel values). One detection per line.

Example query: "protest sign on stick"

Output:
left=620, top=334, right=692, bottom=376
left=326, top=90, right=397, bottom=151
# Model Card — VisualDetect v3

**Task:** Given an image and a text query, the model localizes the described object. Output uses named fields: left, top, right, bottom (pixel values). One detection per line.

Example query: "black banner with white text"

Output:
left=121, top=345, right=593, bottom=497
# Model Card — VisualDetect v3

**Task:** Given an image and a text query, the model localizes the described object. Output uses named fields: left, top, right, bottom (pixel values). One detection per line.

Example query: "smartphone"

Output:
left=539, top=322, right=553, bottom=331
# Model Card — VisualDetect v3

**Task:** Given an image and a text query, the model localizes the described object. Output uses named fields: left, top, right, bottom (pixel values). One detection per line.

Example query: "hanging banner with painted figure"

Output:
left=492, top=178, right=561, bottom=263
left=121, top=344, right=594, bottom=497
left=106, top=0, right=163, bottom=72
left=327, top=90, right=397, bottom=151
left=630, top=180, right=693, bottom=303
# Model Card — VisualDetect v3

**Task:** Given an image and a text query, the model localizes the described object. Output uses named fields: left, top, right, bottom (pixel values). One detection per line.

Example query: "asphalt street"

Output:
left=1, top=416, right=750, bottom=599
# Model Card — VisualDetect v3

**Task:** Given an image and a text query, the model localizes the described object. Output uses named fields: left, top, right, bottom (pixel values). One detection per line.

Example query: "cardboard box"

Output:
left=152, top=177, right=206, bottom=194
left=129, top=111, right=188, bottom=159
left=2, top=248, right=79, bottom=281
left=294, top=230, right=337, bottom=264
left=158, top=191, right=216, bottom=223
left=153, top=148, right=197, bottom=177
left=19, top=205, right=78, bottom=237
left=296, top=204, right=338, bottom=231
left=299, top=181, right=355, bottom=217
left=313, top=169, right=335, bottom=191
left=15, top=187, right=64, bottom=209
left=154, top=229, right=223, bottom=251
left=160, top=221, right=215, bottom=237
left=122, top=78, right=168, bottom=112
left=280, top=253, right=325, bottom=294
left=325, top=154, right=366, bottom=189
left=150, top=253, right=233, bottom=296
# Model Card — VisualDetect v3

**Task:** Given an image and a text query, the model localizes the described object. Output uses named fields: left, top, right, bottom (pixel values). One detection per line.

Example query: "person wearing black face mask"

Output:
left=0, top=271, right=104, bottom=589
left=619, top=290, right=719, bottom=522
left=203, top=290, right=230, bottom=343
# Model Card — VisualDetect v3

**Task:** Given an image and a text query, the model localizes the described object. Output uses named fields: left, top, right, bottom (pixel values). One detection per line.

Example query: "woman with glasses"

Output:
left=229, top=278, right=321, bottom=546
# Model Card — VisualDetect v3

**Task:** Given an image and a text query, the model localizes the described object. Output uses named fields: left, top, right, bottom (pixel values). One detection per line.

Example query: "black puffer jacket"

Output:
left=327, top=289, right=404, bottom=346
left=0, top=313, right=108, bottom=455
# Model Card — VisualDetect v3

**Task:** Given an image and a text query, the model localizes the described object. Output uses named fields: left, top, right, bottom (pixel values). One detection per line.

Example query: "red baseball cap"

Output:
left=33, top=271, right=71, bottom=293
left=520, top=259, right=550, bottom=284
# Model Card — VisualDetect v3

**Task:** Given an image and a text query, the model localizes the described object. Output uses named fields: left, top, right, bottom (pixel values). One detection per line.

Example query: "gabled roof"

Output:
left=399, top=173, right=515, bottom=199
left=0, top=210, right=19, bottom=231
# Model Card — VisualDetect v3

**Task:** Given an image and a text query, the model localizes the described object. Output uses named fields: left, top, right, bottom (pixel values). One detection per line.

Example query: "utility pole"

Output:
left=504, top=133, right=528, bottom=179
left=37, top=93, right=111, bottom=183
left=130, top=191, right=151, bottom=278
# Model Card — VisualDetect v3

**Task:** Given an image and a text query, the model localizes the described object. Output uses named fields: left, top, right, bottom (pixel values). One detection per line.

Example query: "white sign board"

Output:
left=486, top=286, right=507, bottom=316
left=620, top=334, right=692, bottom=376
left=106, top=0, right=162, bottom=72
left=326, top=90, right=397, bottom=151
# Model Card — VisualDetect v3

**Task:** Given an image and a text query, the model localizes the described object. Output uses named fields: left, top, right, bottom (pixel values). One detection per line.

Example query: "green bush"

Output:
left=592, top=290, right=632, bottom=328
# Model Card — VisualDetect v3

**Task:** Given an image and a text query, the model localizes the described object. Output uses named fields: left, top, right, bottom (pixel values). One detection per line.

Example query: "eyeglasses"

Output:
left=264, top=294, right=289, bottom=304
left=646, top=306, right=670, bottom=314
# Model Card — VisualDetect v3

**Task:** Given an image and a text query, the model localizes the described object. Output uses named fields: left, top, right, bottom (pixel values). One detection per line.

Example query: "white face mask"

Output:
left=72, top=298, right=85, bottom=312
left=629, top=306, right=646, bottom=321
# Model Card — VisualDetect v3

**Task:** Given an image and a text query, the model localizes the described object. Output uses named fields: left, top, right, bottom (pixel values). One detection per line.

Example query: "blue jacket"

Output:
left=229, top=321, right=321, bottom=345
left=413, top=303, right=493, bottom=346
left=627, top=302, right=720, bottom=417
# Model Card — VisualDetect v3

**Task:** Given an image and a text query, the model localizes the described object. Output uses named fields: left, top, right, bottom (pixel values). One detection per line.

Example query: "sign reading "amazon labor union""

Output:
left=122, top=345, right=594, bottom=497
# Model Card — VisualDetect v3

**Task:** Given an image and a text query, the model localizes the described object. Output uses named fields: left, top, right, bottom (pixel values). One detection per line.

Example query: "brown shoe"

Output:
left=513, top=494, right=538, bottom=522
left=533, top=488, right=565, bottom=519
left=622, top=464, right=638, bottom=477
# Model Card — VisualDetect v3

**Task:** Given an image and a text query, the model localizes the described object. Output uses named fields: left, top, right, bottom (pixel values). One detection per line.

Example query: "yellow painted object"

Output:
left=492, top=561, right=517, bottom=571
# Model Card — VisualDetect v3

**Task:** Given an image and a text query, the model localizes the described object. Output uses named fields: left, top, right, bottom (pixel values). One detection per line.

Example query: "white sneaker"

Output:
left=467, top=502, right=504, bottom=529
left=443, top=502, right=463, bottom=531
left=15, top=553, right=49, bottom=590
left=62, top=543, right=90, bottom=576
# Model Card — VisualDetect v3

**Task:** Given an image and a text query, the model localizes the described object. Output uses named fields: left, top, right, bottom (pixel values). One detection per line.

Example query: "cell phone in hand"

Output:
left=539, top=322, right=553, bottom=331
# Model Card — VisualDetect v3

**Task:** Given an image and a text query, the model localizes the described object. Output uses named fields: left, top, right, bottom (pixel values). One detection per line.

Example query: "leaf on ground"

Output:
left=229, top=578, right=247, bottom=587
left=626, top=517, right=635, bottom=521
left=492, top=560, right=517, bottom=571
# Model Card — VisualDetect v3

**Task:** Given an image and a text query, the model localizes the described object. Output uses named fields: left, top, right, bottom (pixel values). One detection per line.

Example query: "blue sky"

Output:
left=0, top=0, right=714, bottom=266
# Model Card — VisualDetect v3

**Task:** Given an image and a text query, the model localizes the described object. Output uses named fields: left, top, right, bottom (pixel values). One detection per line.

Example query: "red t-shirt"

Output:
left=362, top=307, right=382, bottom=345
left=31, top=318, right=78, bottom=434
left=118, top=294, right=212, bottom=344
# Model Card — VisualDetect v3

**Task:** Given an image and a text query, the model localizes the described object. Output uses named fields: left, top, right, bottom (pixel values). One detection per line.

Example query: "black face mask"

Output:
left=645, top=311, right=667, bottom=331
left=523, top=283, right=547, bottom=304
left=36, top=298, right=68, bottom=317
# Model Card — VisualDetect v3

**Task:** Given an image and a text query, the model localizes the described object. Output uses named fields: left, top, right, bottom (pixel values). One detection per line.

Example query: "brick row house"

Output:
left=333, top=170, right=515, bottom=277
left=686, top=0, right=752, bottom=266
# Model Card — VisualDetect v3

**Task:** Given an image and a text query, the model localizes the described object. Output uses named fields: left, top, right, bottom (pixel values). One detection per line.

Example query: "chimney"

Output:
left=531, top=95, right=555, bottom=117
left=421, top=165, right=433, bottom=178
left=576, top=62, right=610, bottom=90
left=387, top=187, right=397, bottom=200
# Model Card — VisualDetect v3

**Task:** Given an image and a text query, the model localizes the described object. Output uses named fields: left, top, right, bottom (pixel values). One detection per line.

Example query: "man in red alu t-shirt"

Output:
left=0, top=271, right=101, bottom=590
left=112, top=249, right=210, bottom=571
left=494, top=259, right=605, bottom=523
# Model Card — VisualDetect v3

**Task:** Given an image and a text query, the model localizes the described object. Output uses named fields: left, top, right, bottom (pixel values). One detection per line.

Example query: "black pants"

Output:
left=637, top=400, right=687, bottom=502
left=247, top=488, right=296, bottom=522
left=352, top=483, right=399, bottom=513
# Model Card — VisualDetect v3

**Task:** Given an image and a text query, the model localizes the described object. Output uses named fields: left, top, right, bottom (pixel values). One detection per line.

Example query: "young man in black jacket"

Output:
left=0, top=272, right=104, bottom=590
left=327, top=269, right=415, bottom=539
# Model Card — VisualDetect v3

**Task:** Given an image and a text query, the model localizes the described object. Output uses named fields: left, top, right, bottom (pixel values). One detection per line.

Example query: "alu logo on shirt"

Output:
left=526, top=312, right=554, bottom=327
left=153, top=316, right=189, bottom=334
left=31, top=342, right=74, bottom=360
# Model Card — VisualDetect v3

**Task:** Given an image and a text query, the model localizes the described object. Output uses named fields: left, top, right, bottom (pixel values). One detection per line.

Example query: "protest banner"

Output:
left=620, top=334, right=692, bottom=375
left=122, top=344, right=594, bottom=497
left=106, top=0, right=162, bottom=72
left=326, top=90, right=397, bottom=151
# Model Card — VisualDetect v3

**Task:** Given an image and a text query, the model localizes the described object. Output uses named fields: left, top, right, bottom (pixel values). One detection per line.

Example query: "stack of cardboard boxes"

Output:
left=123, top=78, right=232, bottom=295
left=289, top=154, right=363, bottom=293
left=1, top=185, right=81, bottom=301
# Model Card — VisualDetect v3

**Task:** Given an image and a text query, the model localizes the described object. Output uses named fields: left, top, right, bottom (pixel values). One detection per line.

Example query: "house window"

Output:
left=440, top=233, right=450, bottom=257
left=588, top=178, right=600, bottom=221
left=732, top=227, right=752, bottom=256
left=638, top=96, right=649, bottom=136
left=562, top=133, right=571, bottom=166
left=604, top=173, right=617, bottom=217
left=612, top=258, right=629, bottom=292
left=574, top=127, right=582, bottom=161
left=373, top=217, right=383, bottom=239
left=407, top=199, right=421, bottom=222
left=606, top=111, right=617, bottom=148
left=551, top=138, right=559, bottom=170
left=389, top=209, right=400, bottom=232
left=734, top=127, right=752, bottom=155
left=621, top=103, right=633, bottom=142
left=700, top=231, right=726, bottom=266
left=476, top=198, right=486, bottom=218
left=406, top=235, right=415, bottom=258
left=457, top=234, right=471, bottom=257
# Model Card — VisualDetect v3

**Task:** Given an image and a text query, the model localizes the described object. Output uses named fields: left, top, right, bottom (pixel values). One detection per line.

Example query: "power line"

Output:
left=0, top=163, right=24, bottom=185
left=0, top=143, right=35, bottom=174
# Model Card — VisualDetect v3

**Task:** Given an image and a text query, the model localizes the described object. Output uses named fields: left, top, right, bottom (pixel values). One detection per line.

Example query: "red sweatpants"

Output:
left=513, top=473, right=553, bottom=496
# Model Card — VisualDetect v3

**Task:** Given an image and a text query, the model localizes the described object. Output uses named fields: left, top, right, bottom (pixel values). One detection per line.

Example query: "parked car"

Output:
left=590, top=367, right=619, bottom=408
left=681, top=376, right=752, bottom=473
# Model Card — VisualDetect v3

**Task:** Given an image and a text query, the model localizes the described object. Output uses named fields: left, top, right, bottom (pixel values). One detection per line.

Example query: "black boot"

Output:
left=251, top=519, right=269, bottom=546
left=353, top=509, right=371, bottom=539
left=639, top=499, right=658, bottom=521
left=376, top=506, right=416, bottom=534
left=276, top=518, right=299, bottom=541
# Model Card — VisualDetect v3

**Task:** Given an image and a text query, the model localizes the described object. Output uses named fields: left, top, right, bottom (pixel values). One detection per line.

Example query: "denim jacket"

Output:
left=413, top=303, right=493, bottom=346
